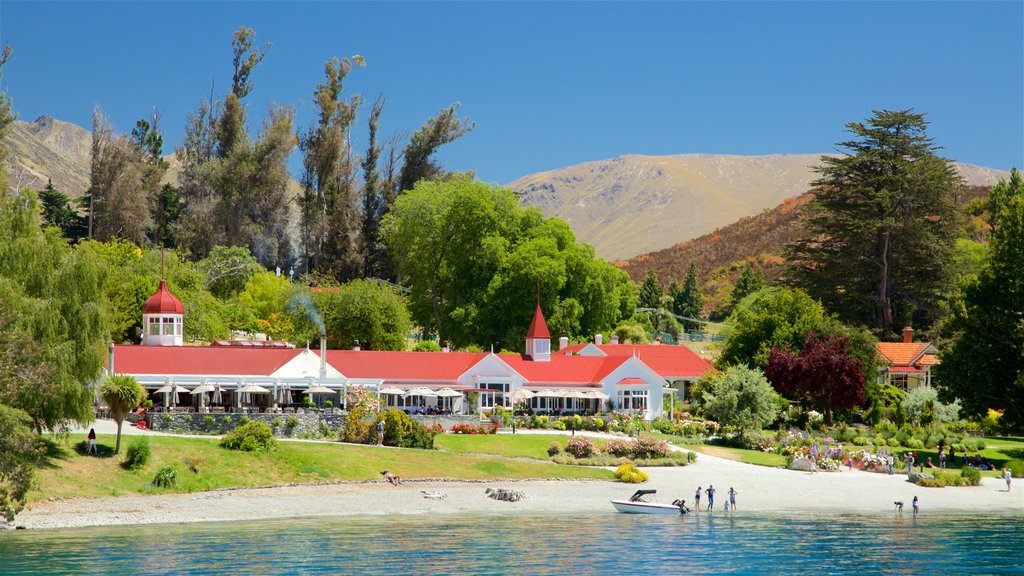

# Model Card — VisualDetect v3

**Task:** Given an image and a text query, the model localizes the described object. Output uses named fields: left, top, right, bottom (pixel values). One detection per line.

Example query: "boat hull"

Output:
left=611, top=500, right=685, bottom=515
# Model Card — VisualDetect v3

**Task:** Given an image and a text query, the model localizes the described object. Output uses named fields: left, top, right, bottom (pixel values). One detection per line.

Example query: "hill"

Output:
left=618, top=185, right=995, bottom=316
left=509, top=154, right=1009, bottom=261
left=4, top=115, right=91, bottom=196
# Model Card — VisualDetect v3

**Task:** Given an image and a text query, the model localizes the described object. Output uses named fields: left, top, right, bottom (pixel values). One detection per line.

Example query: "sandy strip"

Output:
left=12, top=434, right=1022, bottom=530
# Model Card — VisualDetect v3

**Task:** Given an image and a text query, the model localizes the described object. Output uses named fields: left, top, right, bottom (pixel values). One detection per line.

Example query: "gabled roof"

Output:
left=559, top=343, right=714, bottom=379
left=877, top=342, right=937, bottom=367
left=323, top=350, right=486, bottom=383
left=113, top=345, right=300, bottom=376
left=526, top=304, right=550, bottom=339
left=501, top=353, right=626, bottom=385
left=142, top=280, right=184, bottom=315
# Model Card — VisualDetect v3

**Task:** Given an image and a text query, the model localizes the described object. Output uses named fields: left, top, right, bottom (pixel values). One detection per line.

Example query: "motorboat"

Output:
left=611, top=490, right=688, bottom=515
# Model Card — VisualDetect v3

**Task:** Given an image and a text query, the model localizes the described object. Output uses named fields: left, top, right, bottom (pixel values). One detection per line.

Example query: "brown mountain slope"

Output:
left=509, top=154, right=1009, bottom=261
left=4, top=115, right=92, bottom=195
left=618, top=185, right=994, bottom=315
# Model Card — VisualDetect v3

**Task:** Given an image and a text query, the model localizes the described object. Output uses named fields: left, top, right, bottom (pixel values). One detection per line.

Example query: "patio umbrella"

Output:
left=155, top=384, right=191, bottom=406
left=403, top=387, right=437, bottom=398
left=562, top=389, right=588, bottom=399
left=379, top=386, right=405, bottom=395
left=239, top=384, right=272, bottom=394
left=303, top=385, right=335, bottom=395
left=191, top=383, right=213, bottom=410
left=211, top=383, right=223, bottom=405
left=512, top=389, right=536, bottom=400
left=583, top=390, right=609, bottom=400
left=532, top=389, right=561, bottom=398
left=434, top=388, right=464, bottom=398
left=277, top=382, right=292, bottom=405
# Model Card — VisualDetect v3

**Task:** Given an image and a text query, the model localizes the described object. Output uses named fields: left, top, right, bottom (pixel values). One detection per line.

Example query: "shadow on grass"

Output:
left=39, top=437, right=119, bottom=470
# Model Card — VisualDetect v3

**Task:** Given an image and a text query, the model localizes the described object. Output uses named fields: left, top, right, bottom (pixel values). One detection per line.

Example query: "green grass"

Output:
left=647, top=431, right=788, bottom=467
left=30, top=434, right=613, bottom=502
left=435, top=434, right=591, bottom=459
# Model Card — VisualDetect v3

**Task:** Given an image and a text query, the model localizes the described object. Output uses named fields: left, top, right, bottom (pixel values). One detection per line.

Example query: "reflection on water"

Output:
left=1, top=513, right=1022, bottom=575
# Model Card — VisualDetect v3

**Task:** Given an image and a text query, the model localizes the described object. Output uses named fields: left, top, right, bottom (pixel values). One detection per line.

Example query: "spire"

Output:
left=526, top=304, right=550, bottom=339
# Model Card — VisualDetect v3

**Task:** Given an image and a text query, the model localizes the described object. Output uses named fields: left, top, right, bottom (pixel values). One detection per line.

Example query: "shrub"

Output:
left=238, top=415, right=251, bottom=426
left=926, top=433, right=945, bottom=449
left=286, top=415, right=300, bottom=428
left=547, top=442, right=561, bottom=457
left=905, top=438, right=924, bottom=450
left=202, top=415, right=216, bottom=428
left=152, top=466, right=177, bottom=488
left=873, top=435, right=887, bottom=447
left=342, top=406, right=372, bottom=443
left=220, top=415, right=233, bottom=426
left=123, top=437, right=151, bottom=470
left=615, top=462, right=648, bottom=483
left=852, top=436, right=868, bottom=446
left=401, top=422, right=436, bottom=449
left=1007, top=459, right=1024, bottom=478
left=961, top=466, right=981, bottom=486
left=565, top=437, right=597, bottom=459
left=887, top=438, right=902, bottom=448
left=219, top=421, right=277, bottom=452
left=633, top=436, right=670, bottom=459
left=271, top=417, right=283, bottom=428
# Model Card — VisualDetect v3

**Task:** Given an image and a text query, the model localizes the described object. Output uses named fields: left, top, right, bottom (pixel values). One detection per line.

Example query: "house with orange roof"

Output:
left=876, top=327, right=939, bottom=391
left=109, top=285, right=715, bottom=421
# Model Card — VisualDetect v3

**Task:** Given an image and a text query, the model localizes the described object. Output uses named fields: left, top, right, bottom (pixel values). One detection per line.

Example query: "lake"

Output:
left=1, top=512, right=1022, bottom=574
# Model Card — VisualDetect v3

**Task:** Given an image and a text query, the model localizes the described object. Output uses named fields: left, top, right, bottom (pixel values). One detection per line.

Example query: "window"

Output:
left=533, top=339, right=549, bottom=355
left=889, top=373, right=909, bottom=392
left=148, top=318, right=160, bottom=336
left=175, top=317, right=183, bottom=336
left=162, top=317, right=175, bottom=336
left=617, top=389, right=648, bottom=411
left=480, top=382, right=509, bottom=408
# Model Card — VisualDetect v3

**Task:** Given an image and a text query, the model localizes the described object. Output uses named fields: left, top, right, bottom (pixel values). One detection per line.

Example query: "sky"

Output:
left=1, top=1, right=1022, bottom=184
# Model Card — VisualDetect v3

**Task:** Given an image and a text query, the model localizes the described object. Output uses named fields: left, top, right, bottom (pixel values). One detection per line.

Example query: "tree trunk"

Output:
left=115, top=419, right=123, bottom=454
left=430, top=277, right=443, bottom=341
left=875, top=230, right=893, bottom=335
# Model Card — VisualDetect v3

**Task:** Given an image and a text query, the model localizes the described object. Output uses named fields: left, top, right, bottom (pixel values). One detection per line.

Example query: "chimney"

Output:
left=595, top=334, right=603, bottom=345
left=610, top=334, right=619, bottom=345
left=352, top=339, right=361, bottom=351
left=319, top=330, right=327, bottom=379
left=559, top=331, right=569, bottom=351
left=442, top=340, right=450, bottom=353
left=902, top=327, right=914, bottom=344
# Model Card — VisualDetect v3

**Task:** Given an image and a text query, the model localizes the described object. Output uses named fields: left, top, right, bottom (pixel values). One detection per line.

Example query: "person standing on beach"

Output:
left=912, top=495, right=919, bottom=516
left=728, top=487, right=737, bottom=511
left=1005, top=468, right=1013, bottom=491
left=706, top=485, right=716, bottom=511
left=695, top=486, right=701, bottom=511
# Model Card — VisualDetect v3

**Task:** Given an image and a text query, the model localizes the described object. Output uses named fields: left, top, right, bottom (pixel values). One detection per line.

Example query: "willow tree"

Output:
left=788, top=109, right=962, bottom=338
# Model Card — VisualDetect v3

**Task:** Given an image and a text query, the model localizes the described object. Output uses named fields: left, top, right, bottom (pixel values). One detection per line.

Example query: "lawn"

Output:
left=648, top=431, right=788, bottom=467
left=884, top=436, right=1024, bottom=477
left=435, top=434, right=603, bottom=459
left=29, top=433, right=613, bottom=501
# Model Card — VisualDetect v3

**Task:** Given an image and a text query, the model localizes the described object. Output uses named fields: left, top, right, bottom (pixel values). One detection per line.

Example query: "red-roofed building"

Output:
left=876, top=327, right=939, bottom=391
left=110, top=281, right=713, bottom=420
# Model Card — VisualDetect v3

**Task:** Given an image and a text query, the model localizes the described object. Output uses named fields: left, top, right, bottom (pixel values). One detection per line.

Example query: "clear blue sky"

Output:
left=2, top=1, right=1021, bottom=184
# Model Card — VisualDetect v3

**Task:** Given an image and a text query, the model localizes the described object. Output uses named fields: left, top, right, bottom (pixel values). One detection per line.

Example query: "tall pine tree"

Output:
left=788, top=109, right=962, bottom=338
left=673, top=263, right=705, bottom=332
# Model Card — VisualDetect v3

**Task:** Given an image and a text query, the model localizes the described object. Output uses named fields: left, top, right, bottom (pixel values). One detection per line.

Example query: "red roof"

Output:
left=887, top=366, right=925, bottom=373
left=113, top=345, right=299, bottom=375
left=526, top=304, right=550, bottom=339
left=324, top=350, right=486, bottom=384
left=142, top=280, right=184, bottom=315
left=616, top=378, right=647, bottom=385
left=501, top=354, right=626, bottom=384
left=559, top=343, right=714, bottom=379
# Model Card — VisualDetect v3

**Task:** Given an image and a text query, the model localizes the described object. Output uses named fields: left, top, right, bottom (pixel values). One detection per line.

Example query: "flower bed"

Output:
left=448, top=423, right=499, bottom=435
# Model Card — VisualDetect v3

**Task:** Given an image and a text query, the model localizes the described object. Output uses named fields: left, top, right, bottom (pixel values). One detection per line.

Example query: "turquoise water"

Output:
left=1, top=512, right=1022, bottom=575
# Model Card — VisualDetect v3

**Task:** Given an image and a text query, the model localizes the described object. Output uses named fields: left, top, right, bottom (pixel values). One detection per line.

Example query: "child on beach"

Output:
left=1005, top=468, right=1013, bottom=492
left=912, top=495, right=919, bottom=516
left=695, top=486, right=701, bottom=511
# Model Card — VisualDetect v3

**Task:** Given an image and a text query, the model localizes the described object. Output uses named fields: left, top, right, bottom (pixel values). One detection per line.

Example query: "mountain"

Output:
left=617, top=185, right=994, bottom=316
left=509, top=154, right=1009, bottom=261
left=4, top=115, right=92, bottom=196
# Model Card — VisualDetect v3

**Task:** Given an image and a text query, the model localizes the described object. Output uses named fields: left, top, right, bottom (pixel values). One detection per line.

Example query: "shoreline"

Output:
left=10, top=452, right=1022, bottom=530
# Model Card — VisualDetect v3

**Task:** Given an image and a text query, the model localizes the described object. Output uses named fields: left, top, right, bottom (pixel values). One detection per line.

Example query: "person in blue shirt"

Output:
left=705, top=485, right=716, bottom=511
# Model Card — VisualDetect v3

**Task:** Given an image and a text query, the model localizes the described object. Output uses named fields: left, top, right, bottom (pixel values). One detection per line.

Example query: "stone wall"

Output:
left=147, top=412, right=484, bottom=438
left=149, top=412, right=344, bottom=438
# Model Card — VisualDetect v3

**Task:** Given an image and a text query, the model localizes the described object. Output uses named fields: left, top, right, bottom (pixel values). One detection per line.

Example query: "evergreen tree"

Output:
left=396, top=104, right=474, bottom=194
left=638, top=270, right=663, bottom=310
left=988, top=167, right=1023, bottom=232
left=730, top=261, right=765, bottom=309
left=361, top=96, right=386, bottom=277
left=788, top=109, right=962, bottom=338
left=39, top=179, right=87, bottom=241
left=87, top=107, right=153, bottom=244
left=673, top=263, right=705, bottom=332
left=936, top=194, right=1024, bottom=428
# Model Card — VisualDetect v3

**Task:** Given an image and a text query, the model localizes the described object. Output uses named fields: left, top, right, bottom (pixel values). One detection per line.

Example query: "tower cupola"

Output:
left=142, top=279, right=184, bottom=346
left=525, top=304, right=551, bottom=362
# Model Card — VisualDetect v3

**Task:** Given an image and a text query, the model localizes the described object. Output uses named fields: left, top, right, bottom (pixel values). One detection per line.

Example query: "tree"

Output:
left=788, top=109, right=962, bottom=337
left=701, top=365, right=780, bottom=441
left=764, top=332, right=867, bottom=425
left=381, top=178, right=635, bottom=349
left=935, top=194, right=1024, bottom=428
left=316, top=279, right=412, bottom=351
left=730, top=261, right=765, bottom=311
left=361, top=96, right=386, bottom=277
left=0, top=404, right=43, bottom=522
left=397, top=104, right=474, bottom=194
left=299, top=55, right=364, bottom=278
left=988, top=167, right=1022, bottom=232
left=88, top=107, right=154, bottom=244
left=39, top=179, right=88, bottom=241
left=673, top=263, right=704, bottom=332
left=100, top=375, right=145, bottom=454
left=719, top=287, right=829, bottom=369
left=0, top=44, right=13, bottom=164
left=638, top=270, right=663, bottom=310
